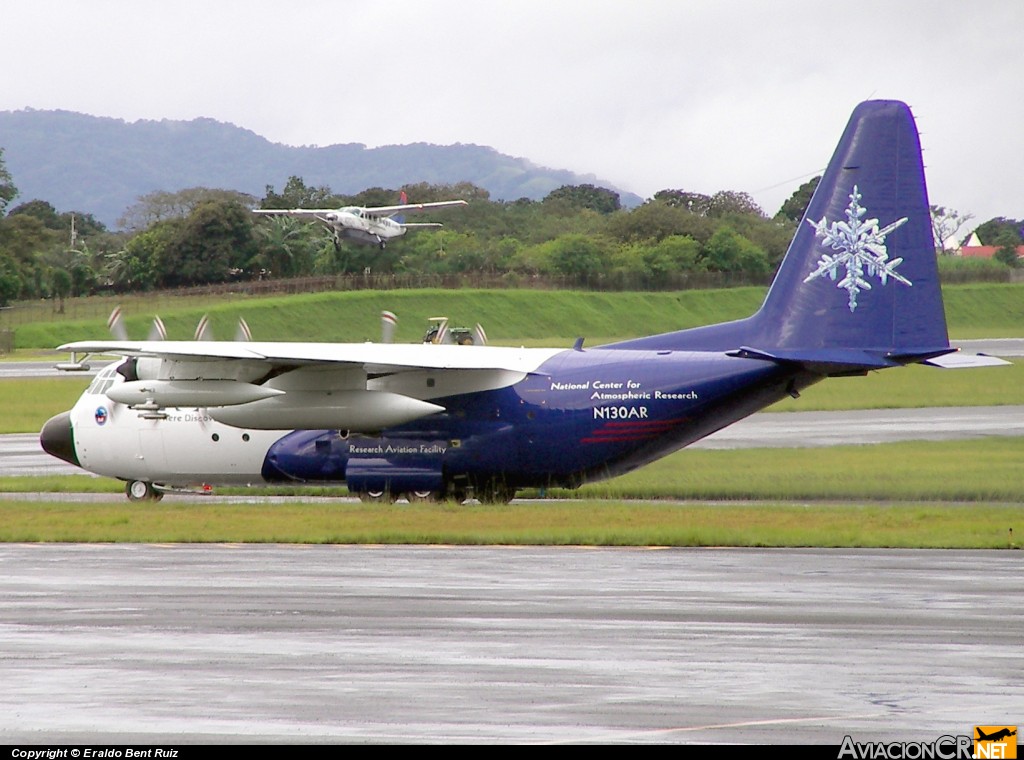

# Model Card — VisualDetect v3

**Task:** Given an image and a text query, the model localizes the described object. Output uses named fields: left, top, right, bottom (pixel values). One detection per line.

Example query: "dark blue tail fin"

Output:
left=611, top=100, right=951, bottom=370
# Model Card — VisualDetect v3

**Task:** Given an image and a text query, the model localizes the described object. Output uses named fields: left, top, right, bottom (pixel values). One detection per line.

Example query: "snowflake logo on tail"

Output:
left=804, top=186, right=911, bottom=311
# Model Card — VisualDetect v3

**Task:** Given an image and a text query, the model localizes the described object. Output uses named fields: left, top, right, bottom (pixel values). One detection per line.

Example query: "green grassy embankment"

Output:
left=8, top=282, right=1024, bottom=348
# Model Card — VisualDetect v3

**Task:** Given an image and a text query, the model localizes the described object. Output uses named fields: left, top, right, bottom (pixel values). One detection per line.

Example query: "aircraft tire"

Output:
left=126, top=480, right=163, bottom=502
left=358, top=489, right=396, bottom=504
left=405, top=490, right=442, bottom=503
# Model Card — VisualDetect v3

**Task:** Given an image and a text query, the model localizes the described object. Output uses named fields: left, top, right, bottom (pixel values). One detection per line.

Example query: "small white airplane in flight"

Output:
left=252, top=192, right=467, bottom=249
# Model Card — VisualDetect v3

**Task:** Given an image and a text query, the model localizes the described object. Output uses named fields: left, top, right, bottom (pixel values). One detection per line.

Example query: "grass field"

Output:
left=2, top=437, right=1021, bottom=547
left=0, top=499, right=1019, bottom=548
left=570, top=438, right=1024, bottom=502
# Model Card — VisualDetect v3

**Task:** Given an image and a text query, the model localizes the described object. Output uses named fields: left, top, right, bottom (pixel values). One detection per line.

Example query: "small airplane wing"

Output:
left=251, top=209, right=340, bottom=219
left=361, top=200, right=468, bottom=219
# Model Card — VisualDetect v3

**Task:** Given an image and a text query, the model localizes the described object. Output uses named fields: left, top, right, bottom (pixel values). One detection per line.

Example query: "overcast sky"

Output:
left=4, top=0, right=1021, bottom=227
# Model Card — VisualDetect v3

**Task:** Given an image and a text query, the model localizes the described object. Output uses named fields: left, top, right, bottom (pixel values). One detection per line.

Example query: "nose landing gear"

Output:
left=126, top=480, right=164, bottom=502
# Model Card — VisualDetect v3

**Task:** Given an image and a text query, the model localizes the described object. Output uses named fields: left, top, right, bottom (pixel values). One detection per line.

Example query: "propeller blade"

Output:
left=147, top=316, right=167, bottom=341
left=381, top=311, right=398, bottom=343
left=107, top=306, right=128, bottom=341
left=473, top=323, right=487, bottom=346
left=434, top=318, right=448, bottom=345
left=194, top=314, right=213, bottom=341
left=235, top=317, right=252, bottom=342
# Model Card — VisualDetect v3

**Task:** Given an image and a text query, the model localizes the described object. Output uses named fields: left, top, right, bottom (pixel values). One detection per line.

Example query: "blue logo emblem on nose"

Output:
left=95, top=407, right=108, bottom=425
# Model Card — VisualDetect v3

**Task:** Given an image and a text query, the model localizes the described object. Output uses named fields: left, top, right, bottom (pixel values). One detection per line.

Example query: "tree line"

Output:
left=0, top=148, right=1018, bottom=308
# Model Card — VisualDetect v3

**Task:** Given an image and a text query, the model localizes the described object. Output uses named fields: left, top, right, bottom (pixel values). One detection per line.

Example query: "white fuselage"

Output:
left=326, top=208, right=404, bottom=243
left=70, top=363, right=282, bottom=486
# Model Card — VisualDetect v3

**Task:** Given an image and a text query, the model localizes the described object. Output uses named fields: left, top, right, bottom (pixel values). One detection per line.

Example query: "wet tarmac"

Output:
left=1, top=544, right=1020, bottom=744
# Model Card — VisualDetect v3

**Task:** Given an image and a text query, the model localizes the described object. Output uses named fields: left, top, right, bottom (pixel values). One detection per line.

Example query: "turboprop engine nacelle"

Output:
left=208, top=390, right=445, bottom=431
left=106, top=379, right=285, bottom=408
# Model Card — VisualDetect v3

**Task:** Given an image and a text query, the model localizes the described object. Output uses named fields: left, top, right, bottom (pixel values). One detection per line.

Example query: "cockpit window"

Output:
left=86, top=366, right=122, bottom=396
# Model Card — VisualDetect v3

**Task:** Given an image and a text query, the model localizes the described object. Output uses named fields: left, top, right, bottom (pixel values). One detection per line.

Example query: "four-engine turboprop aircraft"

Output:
left=252, top=192, right=467, bottom=249
left=42, top=101, right=969, bottom=502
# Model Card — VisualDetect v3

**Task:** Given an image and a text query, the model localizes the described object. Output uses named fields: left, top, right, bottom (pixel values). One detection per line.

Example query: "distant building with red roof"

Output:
left=955, top=232, right=1024, bottom=260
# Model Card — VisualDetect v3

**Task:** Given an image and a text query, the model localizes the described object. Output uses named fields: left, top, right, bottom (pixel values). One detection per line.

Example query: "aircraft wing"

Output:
left=58, top=340, right=564, bottom=431
left=251, top=209, right=339, bottom=219
left=361, top=200, right=468, bottom=219
left=58, top=340, right=560, bottom=375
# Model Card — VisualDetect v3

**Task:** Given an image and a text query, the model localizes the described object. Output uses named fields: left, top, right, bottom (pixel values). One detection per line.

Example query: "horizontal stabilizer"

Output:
left=730, top=346, right=895, bottom=371
left=731, top=345, right=956, bottom=374
left=923, top=352, right=1012, bottom=368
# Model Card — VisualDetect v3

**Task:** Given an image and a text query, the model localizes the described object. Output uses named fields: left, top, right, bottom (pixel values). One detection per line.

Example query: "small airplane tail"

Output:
left=394, top=190, right=408, bottom=225
left=611, top=100, right=951, bottom=372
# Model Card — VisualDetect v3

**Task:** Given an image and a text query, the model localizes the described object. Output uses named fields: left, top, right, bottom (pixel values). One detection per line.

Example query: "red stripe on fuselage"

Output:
left=580, top=417, right=688, bottom=444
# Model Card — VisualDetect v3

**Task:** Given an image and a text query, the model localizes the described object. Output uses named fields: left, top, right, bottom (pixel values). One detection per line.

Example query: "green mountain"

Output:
left=0, top=108, right=643, bottom=228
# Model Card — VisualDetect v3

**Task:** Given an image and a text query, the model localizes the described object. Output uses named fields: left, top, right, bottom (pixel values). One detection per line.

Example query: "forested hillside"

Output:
left=0, top=109, right=641, bottom=227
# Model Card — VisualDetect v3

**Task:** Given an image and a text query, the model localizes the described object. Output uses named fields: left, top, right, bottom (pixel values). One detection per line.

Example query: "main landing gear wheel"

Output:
left=126, top=480, right=163, bottom=502
left=358, top=489, right=396, bottom=504
left=406, top=490, right=442, bottom=503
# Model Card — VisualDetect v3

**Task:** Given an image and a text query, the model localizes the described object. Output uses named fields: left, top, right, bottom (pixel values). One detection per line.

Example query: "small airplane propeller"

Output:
left=473, top=323, right=487, bottom=346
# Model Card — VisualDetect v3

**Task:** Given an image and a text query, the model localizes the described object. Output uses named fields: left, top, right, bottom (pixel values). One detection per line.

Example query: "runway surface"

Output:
left=0, top=360, right=92, bottom=378
left=0, top=544, right=1019, bottom=745
left=955, top=338, right=1024, bottom=357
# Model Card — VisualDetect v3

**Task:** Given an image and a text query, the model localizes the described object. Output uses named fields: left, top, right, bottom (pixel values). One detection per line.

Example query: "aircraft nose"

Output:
left=40, top=411, right=80, bottom=467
